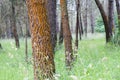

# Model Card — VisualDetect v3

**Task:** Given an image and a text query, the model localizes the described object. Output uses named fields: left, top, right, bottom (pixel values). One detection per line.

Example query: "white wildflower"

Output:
left=8, top=53, right=14, bottom=58
left=69, top=75, right=78, bottom=80
left=102, top=57, right=108, bottom=62
left=88, top=64, right=93, bottom=68
left=23, top=77, right=28, bottom=80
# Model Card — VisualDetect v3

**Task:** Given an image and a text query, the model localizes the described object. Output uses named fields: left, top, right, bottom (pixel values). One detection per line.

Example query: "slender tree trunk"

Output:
left=84, top=0, right=88, bottom=37
left=95, top=0, right=110, bottom=42
left=75, top=0, right=80, bottom=49
left=0, top=43, right=2, bottom=49
left=115, top=0, right=120, bottom=33
left=19, top=21, right=24, bottom=37
left=25, top=18, right=28, bottom=63
left=46, top=0, right=57, bottom=51
left=26, top=0, right=55, bottom=80
left=90, top=10, right=94, bottom=34
left=80, top=13, right=83, bottom=35
left=108, top=0, right=115, bottom=37
left=5, top=17, right=11, bottom=38
left=90, top=1, right=95, bottom=34
left=60, top=0, right=73, bottom=69
left=59, top=20, right=63, bottom=45
left=11, top=1, right=20, bottom=48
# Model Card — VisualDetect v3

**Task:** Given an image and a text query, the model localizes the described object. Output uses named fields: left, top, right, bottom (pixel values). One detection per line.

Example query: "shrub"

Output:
left=95, top=17, right=105, bottom=33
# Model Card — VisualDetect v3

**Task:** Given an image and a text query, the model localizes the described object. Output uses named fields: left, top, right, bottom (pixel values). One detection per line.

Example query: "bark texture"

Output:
left=60, top=0, right=73, bottom=69
left=46, top=0, right=57, bottom=51
left=26, top=0, right=55, bottom=80
left=108, top=0, right=115, bottom=37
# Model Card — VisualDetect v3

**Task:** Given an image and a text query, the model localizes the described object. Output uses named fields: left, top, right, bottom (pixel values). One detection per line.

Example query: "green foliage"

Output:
left=95, top=17, right=105, bottom=33
left=95, top=25, right=105, bottom=32
left=0, top=37, right=120, bottom=80
left=95, top=15, right=118, bottom=33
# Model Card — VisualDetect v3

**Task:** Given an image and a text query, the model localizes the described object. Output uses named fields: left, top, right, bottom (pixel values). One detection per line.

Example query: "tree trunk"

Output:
left=60, top=0, right=73, bottom=69
left=84, top=0, right=88, bottom=37
left=80, top=13, right=83, bottom=35
left=11, top=1, right=20, bottom=48
left=0, top=43, right=2, bottom=49
left=75, top=0, right=80, bottom=49
left=59, top=20, right=63, bottom=45
left=108, top=0, right=115, bottom=37
left=26, top=0, right=55, bottom=80
left=95, top=0, right=110, bottom=42
left=115, top=0, right=120, bottom=33
left=90, top=1, right=95, bottom=34
left=25, top=19, right=28, bottom=63
left=46, top=0, right=57, bottom=51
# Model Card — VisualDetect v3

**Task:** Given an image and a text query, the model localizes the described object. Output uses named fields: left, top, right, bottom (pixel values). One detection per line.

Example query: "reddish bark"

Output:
left=60, top=0, right=73, bottom=69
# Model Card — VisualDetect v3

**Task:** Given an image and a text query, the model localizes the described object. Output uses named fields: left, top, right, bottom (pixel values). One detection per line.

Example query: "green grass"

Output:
left=0, top=35, right=120, bottom=80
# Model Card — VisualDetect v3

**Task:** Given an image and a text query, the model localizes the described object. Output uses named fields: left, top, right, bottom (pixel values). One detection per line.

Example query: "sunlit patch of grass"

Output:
left=0, top=35, right=120, bottom=80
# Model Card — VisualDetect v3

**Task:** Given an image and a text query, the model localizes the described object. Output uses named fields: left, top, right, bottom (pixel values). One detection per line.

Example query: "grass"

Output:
left=0, top=34, right=120, bottom=80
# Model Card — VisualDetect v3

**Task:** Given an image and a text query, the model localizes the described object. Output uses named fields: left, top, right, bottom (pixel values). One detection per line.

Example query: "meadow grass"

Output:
left=0, top=35, right=120, bottom=80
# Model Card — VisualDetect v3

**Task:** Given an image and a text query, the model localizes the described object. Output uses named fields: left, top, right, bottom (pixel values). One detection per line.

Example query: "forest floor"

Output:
left=0, top=33, right=120, bottom=80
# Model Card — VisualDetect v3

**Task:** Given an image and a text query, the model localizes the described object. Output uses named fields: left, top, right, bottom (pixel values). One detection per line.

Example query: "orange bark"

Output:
left=26, top=0, right=55, bottom=80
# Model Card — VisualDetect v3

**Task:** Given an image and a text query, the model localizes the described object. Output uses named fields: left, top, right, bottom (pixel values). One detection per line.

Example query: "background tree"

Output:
left=95, top=0, right=110, bottom=42
left=26, top=0, right=55, bottom=79
left=83, top=0, right=88, bottom=37
left=90, top=0, right=95, bottom=34
left=10, top=0, right=20, bottom=48
left=59, top=20, right=63, bottom=45
left=116, top=0, right=120, bottom=33
left=60, top=0, right=73, bottom=69
left=75, top=0, right=80, bottom=49
left=0, top=43, right=2, bottom=49
left=46, top=0, right=57, bottom=51
left=108, top=0, right=115, bottom=37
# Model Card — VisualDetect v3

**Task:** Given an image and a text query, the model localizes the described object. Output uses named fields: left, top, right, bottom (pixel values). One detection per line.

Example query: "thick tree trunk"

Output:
left=26, top=0, right=55, bottom=80
left=108, top=0, right=115, bottom=37
left=11, top=1, right=20, bottom=48
left=95, top=0, right=110, bottom=42
left=60, top=0, right=73, bottom=69
left=46, top=0, right=57, bottom=51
